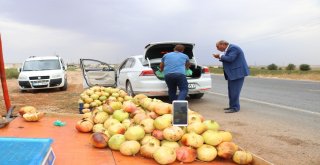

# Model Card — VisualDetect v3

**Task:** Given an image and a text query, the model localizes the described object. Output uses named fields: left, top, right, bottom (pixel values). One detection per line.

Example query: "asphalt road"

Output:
left=188, top=74, right=320, bottom=165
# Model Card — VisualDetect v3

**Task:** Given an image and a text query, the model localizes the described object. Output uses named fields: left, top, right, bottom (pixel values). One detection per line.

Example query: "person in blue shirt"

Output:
left=213, top=40, right=250, bottom=113
left=160, top=44, right=190, bottom=103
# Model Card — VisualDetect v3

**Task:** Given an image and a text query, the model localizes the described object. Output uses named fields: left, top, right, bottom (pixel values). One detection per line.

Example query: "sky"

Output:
left=0, top=0, right=319, bottom=66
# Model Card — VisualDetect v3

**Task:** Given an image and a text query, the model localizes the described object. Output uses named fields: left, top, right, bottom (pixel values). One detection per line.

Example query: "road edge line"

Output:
left=206, top=91, right=320, bottom=116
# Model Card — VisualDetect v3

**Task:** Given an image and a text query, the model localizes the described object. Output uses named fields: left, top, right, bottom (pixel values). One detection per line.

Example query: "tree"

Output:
left=286, top=64, right=296, bottom=70
left=299, top=64, right=311, bottom=71
left=267, top=63, right=278, bottom=70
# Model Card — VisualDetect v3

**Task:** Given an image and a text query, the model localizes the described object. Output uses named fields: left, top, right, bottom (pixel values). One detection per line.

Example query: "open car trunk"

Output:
left=149, top=63, right=203, bottom=80
left=144, top=42, right=202, bottom=80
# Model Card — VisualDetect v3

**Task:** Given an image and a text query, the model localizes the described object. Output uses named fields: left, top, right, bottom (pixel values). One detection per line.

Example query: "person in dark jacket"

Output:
left=213, top=40, right=250, bottom=113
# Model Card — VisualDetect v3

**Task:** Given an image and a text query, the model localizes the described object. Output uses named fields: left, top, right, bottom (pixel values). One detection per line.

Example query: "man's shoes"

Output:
left=224, top=109, right=239, bottom=113
left=223, top=107, right=231, bottom=110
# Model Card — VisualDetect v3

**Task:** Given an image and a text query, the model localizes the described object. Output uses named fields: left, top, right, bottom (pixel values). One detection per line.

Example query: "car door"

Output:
left=80, top=59, right=116, bottom=88
left=116, top=58, right=135, bottom=89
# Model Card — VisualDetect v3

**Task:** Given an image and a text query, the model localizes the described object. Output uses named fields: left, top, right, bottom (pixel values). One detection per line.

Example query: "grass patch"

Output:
left=209, top=67, right=320, bottom=81
left=5, top=68, right=19, bottom=79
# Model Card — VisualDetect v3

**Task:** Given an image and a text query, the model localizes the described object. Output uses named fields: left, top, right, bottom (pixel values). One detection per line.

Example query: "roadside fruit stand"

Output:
left=0, top=36, right=271, bottom=165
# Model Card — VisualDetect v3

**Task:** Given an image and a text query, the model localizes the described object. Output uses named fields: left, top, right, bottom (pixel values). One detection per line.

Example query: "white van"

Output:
left=18, top=56, right=68, bottom=92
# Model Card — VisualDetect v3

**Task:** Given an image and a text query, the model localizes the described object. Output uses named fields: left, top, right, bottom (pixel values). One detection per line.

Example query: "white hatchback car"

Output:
left=80, top=42, right=212, bottom=99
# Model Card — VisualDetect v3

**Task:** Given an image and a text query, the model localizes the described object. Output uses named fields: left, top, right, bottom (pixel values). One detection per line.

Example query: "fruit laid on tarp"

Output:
left=119, top=140, right=141, bottom=156
left=176, top=146, right=197, bottom=163
left=217, top=142, right=239, bottom=159
left=153, top=146, right=176, bottom=165
left=197, top=144, right=218, bottom=161
left=90, top=132, right=109, bottom=148
left=233, top=150, right=253, bottom=165
left=140, top=141, right=160, bottom=159
left=75, top=118, right=94, bottom=133
left=19, top=106, right=37, bottom=116
left=22, top=111, right=44, bottom=122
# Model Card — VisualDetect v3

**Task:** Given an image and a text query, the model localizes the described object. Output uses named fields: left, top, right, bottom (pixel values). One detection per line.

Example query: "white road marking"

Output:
left=206, top=91, right=320, bottom=116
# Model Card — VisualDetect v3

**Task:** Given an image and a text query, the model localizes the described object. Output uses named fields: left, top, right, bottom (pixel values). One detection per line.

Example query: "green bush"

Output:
left=286, top=64, right=296, bottom=70
left=267, top=63, right=278, bottom=70
left=5, top=68, right=19, bottom=79
left=299, top=64, right=311, bottom=71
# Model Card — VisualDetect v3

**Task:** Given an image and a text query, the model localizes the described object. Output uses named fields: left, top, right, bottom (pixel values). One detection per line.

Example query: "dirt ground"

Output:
left=0, top=71, right=83, bottom=116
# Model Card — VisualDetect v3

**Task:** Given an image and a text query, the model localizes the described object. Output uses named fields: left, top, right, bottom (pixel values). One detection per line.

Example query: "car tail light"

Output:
left=202, top=67, right=210, bottom=74
left=140, top=70, right=155, bottom=76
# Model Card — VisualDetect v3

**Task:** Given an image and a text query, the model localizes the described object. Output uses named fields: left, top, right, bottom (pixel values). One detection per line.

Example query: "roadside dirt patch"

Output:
left=0, top=71, right=83, bottom=116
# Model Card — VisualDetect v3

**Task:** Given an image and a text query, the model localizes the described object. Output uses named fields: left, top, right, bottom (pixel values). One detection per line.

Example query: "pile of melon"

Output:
left=76, top=86, right=253, bottom=165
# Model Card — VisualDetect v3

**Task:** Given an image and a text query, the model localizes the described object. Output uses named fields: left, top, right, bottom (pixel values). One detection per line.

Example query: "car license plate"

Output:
left=188, top=83, right=196, bottom=89
left=32, top=80, right=48, bottom=86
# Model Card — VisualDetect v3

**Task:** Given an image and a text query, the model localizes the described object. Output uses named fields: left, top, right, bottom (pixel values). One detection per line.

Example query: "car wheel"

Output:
left=126, top=81, right=134, bottom=96
left=60, top=78, right=68, bottom=91
left=189, top=93, right=204, bottom=99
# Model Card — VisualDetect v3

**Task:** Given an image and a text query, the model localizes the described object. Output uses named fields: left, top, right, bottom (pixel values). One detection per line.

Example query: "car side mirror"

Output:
left=17, top=68, right=21, bottom=72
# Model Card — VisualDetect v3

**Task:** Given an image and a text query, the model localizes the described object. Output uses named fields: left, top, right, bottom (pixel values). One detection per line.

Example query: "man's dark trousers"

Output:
left=228, top=77, right=244, bottom=111
left=164, top=73, right=188, bottom=103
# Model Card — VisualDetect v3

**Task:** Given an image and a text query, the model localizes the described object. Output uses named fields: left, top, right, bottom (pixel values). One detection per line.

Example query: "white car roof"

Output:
left=25, top=56, right=60, bottom=61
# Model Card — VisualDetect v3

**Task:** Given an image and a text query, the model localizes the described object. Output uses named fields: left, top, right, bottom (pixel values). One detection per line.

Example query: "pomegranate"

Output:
left=153, top=146, right=176, bottom=164
left=19, top=106, right=37, bottom=116
left=233, top=150, right=253, bottom=165
left=203, top=119, right=220, bottom=131
left=180, top=132, right=204, bottom=148
left=102, top=104, right=114, bottom=114
left=140, top=135, right=160, bottom=146
left=92, top=111, right=108, bottom=124
left=217, top=142, right=239, bottom=159
left=107, top=123, right=126, bottom=136
left=176, top=146, right=197, bottom=163
left=161, top=140, right=180, bottom=151
left=154, top=102, right=171, bottom=115
left=75, top=118, right=94, bottom=133
left=112, top=109, right=129, bottom=122
left=187, top=122, right=207, bottom=134
left=153, top=116, right=171, bottom=130
left=140, top=118, right=155, bottom=133
left=119, top=140, right=141, bottom=156
left=103, top=118, right=120, bottom=129
left=197, top=144, right=217, bottom=161
left=108, top=134, right=126, bottom=150
left=163, top=126, right=184, bottom=142
left=133, top=113, right=148, bottom=124
left=140, top=141, right=160, bottom=159
left=122, top=101, right=137, bottom=113
left=202, top=130, right=223, bottom=146
left=92, top=124, right=106, bottom=133
left=152, top=129, right=164, bottom=140
left=146, top=111, right=159, bottom=119
left=219, top=130, right=233, bottom=142
left=90, top=132, right=109, bottom=148
left=121, top=118, right=132, bottom=129
left=124, top=125, right=145, bottom=141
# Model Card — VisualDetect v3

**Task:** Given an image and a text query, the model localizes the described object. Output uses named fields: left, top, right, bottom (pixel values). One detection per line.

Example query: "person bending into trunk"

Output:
left=160, top=44, right=190, bottom=103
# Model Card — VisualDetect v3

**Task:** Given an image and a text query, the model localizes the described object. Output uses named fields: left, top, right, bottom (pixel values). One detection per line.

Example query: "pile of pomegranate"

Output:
left=76, top=86, right=253, bottom=165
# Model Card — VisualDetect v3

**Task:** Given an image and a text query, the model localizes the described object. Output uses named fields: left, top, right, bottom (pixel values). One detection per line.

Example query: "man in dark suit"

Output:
left=213, top=40, right=250, bottom=113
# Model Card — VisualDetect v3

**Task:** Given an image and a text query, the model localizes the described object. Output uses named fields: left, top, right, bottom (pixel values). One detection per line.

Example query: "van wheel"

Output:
left=60, top=79, right=68, bottom=91
left=189, top=93, right=204, bottom=99
left=126, top=81, right=134, bottom=96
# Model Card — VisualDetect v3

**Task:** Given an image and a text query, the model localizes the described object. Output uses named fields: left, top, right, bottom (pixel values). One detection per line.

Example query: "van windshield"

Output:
left=23, top=59, right=61, bottom=71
